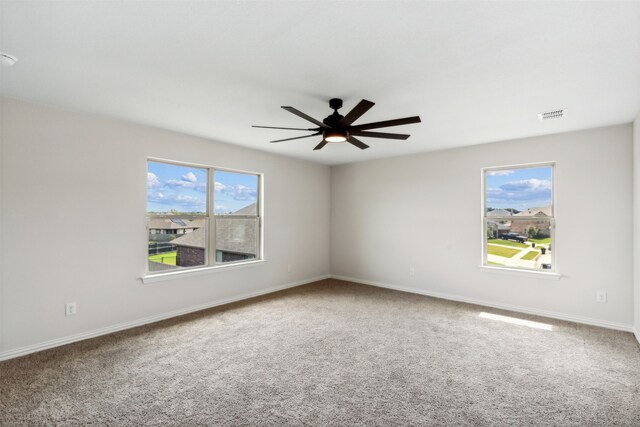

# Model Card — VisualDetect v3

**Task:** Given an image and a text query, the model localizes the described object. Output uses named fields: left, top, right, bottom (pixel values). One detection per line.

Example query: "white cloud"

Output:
left=148, top=191, right=165, bottom=201
left=486, top=178, right=552, bottom=205
left=222, top=184, right=257, bottom=201
left=214, top=181, right=226, bottom=192
left=166, top=179, right=196, bottom=189
left=166, top=171, right=202, bottom=189
left=147, top=173, right=161, bottom=188
left=182, top=172, right=197, bottom=183
left=147, top=191, right=205, bottom=210
left=500, top=179, right=551, bottom=192
left=175, top=194, right=204, bottom=205
left=486, top=170, right=514, bottom=177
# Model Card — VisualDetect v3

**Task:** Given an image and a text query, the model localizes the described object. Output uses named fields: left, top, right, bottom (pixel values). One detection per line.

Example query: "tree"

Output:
left=486, top=227, right=495, bottom=239
left=526, top=224, right=539, bottom=239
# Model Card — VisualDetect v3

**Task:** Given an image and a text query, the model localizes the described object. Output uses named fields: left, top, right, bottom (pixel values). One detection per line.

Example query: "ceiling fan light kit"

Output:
left=323, top=130, right=348, bottom=143
left=253, top=98, right=421, bottom=151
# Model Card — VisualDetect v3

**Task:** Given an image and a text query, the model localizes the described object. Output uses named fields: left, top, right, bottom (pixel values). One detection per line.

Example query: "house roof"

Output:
left=514, top=206, right=552, bottom=217
left=170, top=227, right=205, bottom=249
left=171, top=204, right=259, bottom=255
left=486, top=209, right=513, bottom=217
left=230, top=203, right=257, bottom=216
left=148, top=218, right=206, bottom=230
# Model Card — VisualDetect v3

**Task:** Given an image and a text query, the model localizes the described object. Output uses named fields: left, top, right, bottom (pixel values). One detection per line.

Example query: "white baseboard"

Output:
left=331, top=275, right=635, bottom=333
left=0, top=275, right=330, bottom=362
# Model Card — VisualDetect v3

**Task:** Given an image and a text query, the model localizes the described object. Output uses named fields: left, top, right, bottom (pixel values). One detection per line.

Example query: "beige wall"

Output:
left=331, top=124, right=634, bottom=329
left=0, top=98, right=331, bottom=358
left=1, top=96, right=637, bottom=357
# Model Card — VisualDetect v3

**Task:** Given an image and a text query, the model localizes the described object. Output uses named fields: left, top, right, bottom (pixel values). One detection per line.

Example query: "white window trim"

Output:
left=481, top=161, right=558, bottom=277
left=478, top=265, right=561, bottom=280
left=142, top=259, right=267, bottom=284
left=144, top=158, right=264, bottom=282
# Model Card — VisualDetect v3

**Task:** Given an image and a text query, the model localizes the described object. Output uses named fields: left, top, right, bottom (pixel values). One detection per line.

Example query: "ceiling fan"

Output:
left=253, top=98, right=421, bottom=150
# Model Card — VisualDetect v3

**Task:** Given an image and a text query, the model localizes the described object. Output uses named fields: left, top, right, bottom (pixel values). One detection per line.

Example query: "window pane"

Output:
left=215, top=217, right=259, bottom=263
left=148, top=218, right=207, bottom=271
left=214, top=171, right=258, bottom=215
left=485, top=166, right=552, bottom=215
left=147, top=161, right=207, bottom=215
left=485, top=218, right=553, bottom=270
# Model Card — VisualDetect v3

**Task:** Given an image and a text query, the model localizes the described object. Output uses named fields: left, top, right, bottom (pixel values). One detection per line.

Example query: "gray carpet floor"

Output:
left=1, top=279, right=639, bottom=426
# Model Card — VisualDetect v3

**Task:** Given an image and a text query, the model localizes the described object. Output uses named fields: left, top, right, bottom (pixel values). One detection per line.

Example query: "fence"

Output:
left=148, top=242, right=176, bottom=255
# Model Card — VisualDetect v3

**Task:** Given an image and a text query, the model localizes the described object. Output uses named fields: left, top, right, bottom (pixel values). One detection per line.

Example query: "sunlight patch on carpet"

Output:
left=479, top=312, right=553, bottom=331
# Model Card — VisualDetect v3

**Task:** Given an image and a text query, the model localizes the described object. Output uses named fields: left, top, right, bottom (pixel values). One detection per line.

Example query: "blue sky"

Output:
left=213, top=170, right=258, bottom=214
left=485, top=166, right=552, bottom=210
left=147, top=161, right=257, bottom=214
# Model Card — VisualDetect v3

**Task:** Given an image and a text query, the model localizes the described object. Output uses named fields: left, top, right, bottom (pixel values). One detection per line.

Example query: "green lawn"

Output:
left=521, top=251, right=540, bottom=261
left=487, top=239, right=528, bottom=249
left=487, top=244, right=520, bottom=258
left=148, top=251, right=177, bottom=265
left=529, top=237, right=551, bottom=244
left=488, top=261, right=504, bottom=266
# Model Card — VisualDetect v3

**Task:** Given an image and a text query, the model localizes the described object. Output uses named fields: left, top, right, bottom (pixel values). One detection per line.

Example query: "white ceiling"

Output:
left=1, top=1, right=639, bottom=165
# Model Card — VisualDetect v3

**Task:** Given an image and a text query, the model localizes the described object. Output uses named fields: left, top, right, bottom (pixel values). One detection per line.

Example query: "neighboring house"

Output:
left=487, top=221, right=511, bottom=238
left=486, top=209, right=514, bottom=217
left=510, top=206, right=552, bottom=237
left=514, top=206, right=552, bottom=217
left=170, top=227, right=207, bottom=267
left=486, top=209, right=513, bottom=237
left=486, top=206, right=552, bottom=238
left=148, top=218, right=206, bottom=242
left=170, top=203, right=258, bottom=267
left=148, top=218, right=206, bottom=271
left=215, top=203, right=258, bottom=263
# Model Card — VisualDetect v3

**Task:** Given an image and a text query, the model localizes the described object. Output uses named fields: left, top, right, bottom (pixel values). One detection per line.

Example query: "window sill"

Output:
left=479, top=265, right=562, bottom=280
left=142, top=259, right=267, bottom=284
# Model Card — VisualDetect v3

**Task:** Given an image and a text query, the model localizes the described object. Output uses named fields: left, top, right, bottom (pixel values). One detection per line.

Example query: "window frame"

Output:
left=481, top=161, right=557, bottom=274
left=212, top=168, right=262, bottom=266
left=145, top=158, right=263, bottom=279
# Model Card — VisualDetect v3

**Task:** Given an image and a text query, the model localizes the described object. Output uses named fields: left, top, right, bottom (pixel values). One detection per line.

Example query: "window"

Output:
left=482, top=163, right=554, bottom=272
left=147, top=160, right=261, bottom=275
left=213, top=171, right=260, bottom=264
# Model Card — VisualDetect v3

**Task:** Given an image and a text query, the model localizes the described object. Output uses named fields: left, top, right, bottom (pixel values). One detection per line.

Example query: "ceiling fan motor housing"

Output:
left=323, top=111, right=344, bottom=127
left=324, top=99, right=345, bottom=128
left=329, top=98, right=343, bottom=111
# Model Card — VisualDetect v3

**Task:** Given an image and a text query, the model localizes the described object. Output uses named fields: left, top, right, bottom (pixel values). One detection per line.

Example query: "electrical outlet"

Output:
left=287, top=264, right=292, bottom=273
left=409, top=267, right=415, bottom=277
left=596, top=292, right=607, bottom=303
left=65, top=302, right=77, bottom=316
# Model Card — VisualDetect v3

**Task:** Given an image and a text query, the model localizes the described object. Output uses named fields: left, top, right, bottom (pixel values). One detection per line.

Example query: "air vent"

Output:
left=538, top=109, right=566, bottom=121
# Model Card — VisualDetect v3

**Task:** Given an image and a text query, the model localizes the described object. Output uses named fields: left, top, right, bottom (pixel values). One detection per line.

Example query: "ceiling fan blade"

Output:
left=339, top=99, right=375, bottom=127
left=313, top=140, right=328, bottom=151
left=347, top=136, right=370, bottom=150
left=350, top=116, right=421, bottom=131
left=253, top=125, right=317, bottom=131
left=270, top=132, right=321, bottom=143
left=281, top=106, right=328, bottom=128
left=350, top=130, right=410, bottom=140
